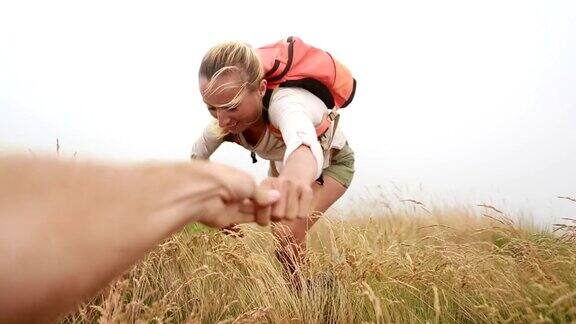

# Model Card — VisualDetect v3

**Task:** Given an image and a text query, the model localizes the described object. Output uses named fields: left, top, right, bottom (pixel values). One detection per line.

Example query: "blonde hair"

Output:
left=199, top=41, right=264, bottom=138
left=199, top=41, right=264, bottom=109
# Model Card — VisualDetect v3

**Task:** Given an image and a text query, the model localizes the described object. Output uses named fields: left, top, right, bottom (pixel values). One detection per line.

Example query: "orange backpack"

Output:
left=227, top=37, right=356, bottom=165
left=257, top=36, right=356, bottom=112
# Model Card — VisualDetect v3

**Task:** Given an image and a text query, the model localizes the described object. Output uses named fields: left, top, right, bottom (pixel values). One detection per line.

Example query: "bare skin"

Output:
left=0, top=155, right=280, bottom=323
left=273, top=174, right=348, bottom=278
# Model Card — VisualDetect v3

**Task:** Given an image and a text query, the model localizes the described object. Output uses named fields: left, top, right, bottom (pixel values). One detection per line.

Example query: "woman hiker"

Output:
left=190, top=37, right=356, bottom=280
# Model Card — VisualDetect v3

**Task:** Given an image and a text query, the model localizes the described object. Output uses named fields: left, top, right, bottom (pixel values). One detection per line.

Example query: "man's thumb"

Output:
left=252, top=188, right=280, bottom=206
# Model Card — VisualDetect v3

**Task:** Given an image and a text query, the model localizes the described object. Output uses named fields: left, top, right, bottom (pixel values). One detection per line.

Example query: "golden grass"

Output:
left=61, top=202, right=576, bottom=323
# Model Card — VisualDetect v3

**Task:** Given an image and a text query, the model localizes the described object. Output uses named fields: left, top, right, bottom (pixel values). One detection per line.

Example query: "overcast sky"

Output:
left=1, top=0, right=575, bottom=225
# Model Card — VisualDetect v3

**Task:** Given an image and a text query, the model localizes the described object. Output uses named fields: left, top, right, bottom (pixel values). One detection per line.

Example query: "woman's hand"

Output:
left=256, top=175, right=314, bottom=224
left=250, top=145, right=318, bottom=224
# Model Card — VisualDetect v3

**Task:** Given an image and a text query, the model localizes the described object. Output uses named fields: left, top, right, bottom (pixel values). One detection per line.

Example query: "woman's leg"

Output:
left=272, top=142, right=355, bottom=278
left=272, top=175, right=348, bottom=277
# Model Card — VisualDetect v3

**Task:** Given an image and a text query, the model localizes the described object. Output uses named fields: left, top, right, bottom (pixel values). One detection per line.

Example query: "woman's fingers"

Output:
left=270, top=180, right=287, bottom=219
left=298, top=186, right=314, bottom=219
left=264, top=176, right=313, bottom=221
left=285, top=184, right=299, bottom=220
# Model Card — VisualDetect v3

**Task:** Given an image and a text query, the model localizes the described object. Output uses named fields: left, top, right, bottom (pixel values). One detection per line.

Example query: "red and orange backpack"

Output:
left=226, top=36, right=356, bottom=163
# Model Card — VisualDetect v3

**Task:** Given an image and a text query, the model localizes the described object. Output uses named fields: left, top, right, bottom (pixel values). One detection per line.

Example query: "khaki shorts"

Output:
left=268, top=142, right=355, bottom=188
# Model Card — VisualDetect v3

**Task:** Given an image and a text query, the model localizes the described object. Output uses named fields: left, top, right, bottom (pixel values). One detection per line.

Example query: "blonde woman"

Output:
left=190, top=39, right=355, bottom=278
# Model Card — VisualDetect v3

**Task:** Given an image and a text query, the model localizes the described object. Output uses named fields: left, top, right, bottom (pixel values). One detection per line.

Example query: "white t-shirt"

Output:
left=190, top=87, right=347, bottom=178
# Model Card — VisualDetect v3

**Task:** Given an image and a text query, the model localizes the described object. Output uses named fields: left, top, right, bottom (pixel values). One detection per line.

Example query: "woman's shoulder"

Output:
left=268, top=87, right=327, bottom=123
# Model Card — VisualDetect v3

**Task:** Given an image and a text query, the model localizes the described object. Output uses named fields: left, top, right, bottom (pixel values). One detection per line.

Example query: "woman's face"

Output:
left=199, top=73, right=265, bottom=134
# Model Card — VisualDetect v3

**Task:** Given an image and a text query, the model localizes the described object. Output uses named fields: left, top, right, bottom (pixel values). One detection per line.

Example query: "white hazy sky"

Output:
left=1, top=0, right=575, bottom=225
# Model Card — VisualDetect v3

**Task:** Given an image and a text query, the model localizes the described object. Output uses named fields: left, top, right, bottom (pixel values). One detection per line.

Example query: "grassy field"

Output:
left=62, top=201, right=576, bottom=323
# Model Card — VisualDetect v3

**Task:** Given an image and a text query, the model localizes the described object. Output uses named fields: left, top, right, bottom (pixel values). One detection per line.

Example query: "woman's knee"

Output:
left=273, top=219, right=309, bottom=244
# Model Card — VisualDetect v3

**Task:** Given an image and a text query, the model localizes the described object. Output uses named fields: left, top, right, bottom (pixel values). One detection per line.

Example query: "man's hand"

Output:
left=142, top=160, right=281, bottom=230
left=0, top=156, right=281, bottom=323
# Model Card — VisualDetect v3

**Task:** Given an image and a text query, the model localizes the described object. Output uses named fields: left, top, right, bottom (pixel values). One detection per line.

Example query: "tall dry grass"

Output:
left=61, top=200, right=576, bottom=323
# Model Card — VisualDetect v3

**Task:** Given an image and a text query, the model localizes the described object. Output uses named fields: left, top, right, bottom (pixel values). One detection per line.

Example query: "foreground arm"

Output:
left=0, top=156, right=278, bottom=323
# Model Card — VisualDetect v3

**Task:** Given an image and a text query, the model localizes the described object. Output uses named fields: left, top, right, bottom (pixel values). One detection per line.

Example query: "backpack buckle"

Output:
left=328, top=109, right=339, bottom=121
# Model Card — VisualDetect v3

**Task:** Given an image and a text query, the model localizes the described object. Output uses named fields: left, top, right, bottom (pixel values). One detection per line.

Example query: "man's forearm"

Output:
left=0, top=156, right=253, bottom=323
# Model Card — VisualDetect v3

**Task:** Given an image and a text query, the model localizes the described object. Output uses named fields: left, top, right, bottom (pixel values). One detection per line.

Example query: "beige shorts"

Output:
left=268, top=142, right=355, bottom=188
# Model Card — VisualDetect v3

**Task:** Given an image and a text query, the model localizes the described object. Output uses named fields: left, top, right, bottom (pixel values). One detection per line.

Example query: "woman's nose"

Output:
left=216, top=110, right=231, bottom=127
